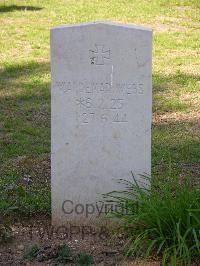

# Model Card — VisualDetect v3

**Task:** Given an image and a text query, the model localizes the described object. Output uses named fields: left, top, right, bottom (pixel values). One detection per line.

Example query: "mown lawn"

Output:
left=0, top=0, right=199, bottom=214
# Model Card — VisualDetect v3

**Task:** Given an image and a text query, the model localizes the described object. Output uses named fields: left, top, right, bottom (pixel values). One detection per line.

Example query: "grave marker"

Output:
left=51, top=22, right=152, bottom=224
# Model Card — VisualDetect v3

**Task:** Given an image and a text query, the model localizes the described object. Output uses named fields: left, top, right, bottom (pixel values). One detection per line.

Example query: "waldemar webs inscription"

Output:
left=53, top=80, right=145, bottom=125
left=53, top=80, right=144, bottom=95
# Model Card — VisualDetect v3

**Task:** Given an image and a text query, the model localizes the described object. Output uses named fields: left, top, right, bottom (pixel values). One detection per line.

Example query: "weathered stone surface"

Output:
left=51, top=21, right=152, bottom=223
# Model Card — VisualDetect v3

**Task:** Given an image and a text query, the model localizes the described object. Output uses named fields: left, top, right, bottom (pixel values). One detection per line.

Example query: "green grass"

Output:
left=0, top=0, right=199, bottom=214
left=23, top=244, right=40, bottom=261
left=22, top=243, right=93, bottom=264
left=56, top=244, right=73, bottom=263
left=74, top=251, right=94, bottom=266
left=104, top=175, right=200, bottom=265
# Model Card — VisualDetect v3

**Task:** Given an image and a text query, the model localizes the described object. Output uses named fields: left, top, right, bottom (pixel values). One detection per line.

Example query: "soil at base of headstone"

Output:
left=0, top=216, right=161, bottom=266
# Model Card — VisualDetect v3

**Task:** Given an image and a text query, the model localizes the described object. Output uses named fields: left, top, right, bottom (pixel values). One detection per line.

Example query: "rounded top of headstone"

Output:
left=51, top=21, right=152, bottom=32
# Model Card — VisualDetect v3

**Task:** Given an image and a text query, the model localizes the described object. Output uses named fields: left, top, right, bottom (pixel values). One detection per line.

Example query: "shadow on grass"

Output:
left=153, top=72, right=199, bottom=112
left=0, top=62, right=50, bottom=163
left=0, top=61, right=50, bottom=84
left=152, top=121, right=200, bottom=167
left=153, top=72, right=199, bottom=93
left=0, top=5, right=43, bottom=12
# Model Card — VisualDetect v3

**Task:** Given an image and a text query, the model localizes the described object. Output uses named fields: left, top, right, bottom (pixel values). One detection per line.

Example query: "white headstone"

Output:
left=51, top=22, right=152, bottom=224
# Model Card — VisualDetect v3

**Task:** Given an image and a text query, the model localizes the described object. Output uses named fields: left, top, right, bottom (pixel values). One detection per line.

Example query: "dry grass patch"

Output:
left=153, top=16, right=188, bottom=32
left=165, top=49, right=199, bottom=58
left=153, top=111, right=200, bottom=124
left=180, top=92, right=200, bottom=105
left=152, top=22, right=187, bottom=33
left=180, top=64, right=200, bottom=75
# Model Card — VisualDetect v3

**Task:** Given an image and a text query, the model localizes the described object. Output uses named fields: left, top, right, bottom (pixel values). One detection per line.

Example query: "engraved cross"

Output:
left=90, top=45, right=110, bottom=65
